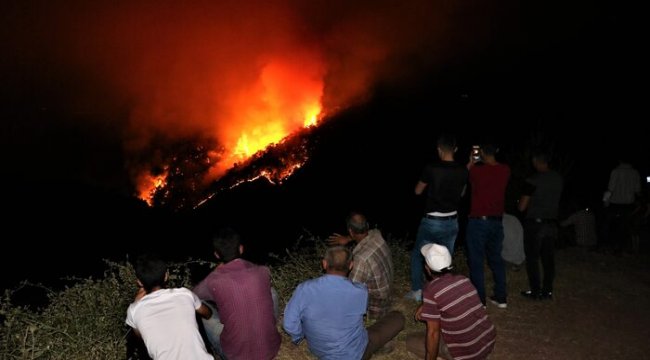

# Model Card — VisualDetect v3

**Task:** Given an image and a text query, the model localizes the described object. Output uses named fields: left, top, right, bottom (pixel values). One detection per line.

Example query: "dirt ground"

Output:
left=277, top=246, right=650, bottom=359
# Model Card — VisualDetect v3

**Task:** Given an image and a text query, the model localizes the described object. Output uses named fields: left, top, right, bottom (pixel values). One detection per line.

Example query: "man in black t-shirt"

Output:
left=405, top=133, right=468, bottom=302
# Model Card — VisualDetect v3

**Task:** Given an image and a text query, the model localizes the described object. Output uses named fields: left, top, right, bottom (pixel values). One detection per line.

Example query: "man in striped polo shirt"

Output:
left=406, top=244, right=496, bottom=360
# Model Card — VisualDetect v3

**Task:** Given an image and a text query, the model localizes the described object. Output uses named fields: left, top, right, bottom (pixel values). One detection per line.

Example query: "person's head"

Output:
left=437, top=133, right=458, bottom=159
left=135, top=253, right=168, bottom=293
left=420, top=243, right=453, bottom=275
left=531, top=150, right=551, bottom=171
left=478, top=141, right=498, bottom=159
left=346, top=211, right=369, bottom=241
left=322, top=246, right=353, bottom=275
left=212, top=227, right=243, bottom=263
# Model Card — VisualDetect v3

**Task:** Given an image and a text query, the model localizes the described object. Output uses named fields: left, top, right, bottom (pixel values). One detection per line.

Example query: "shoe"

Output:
left=488, top=296, right=507, bottom=309
left=539, top=291, right=553, bottom=300
left=520, top=290, right=540, bottom=300
left=404, top=289, right=422, bottom=302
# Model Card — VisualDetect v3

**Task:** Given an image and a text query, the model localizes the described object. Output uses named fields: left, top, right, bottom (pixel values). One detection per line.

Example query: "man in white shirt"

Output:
left=602, top=158, right=641, bottom=253
left=126, top=254, right=214, bottom=360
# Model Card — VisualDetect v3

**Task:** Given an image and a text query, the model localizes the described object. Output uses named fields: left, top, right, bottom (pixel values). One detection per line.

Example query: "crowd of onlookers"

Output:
left=124, top=134, right=648, bottom=360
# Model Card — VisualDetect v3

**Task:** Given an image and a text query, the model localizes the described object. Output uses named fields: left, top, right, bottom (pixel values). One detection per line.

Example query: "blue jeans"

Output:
left=410, top=217, right=458, bottom=291
left=465, top=218, right=507, bottom=304
left=202, top=288, right=279, bottom=359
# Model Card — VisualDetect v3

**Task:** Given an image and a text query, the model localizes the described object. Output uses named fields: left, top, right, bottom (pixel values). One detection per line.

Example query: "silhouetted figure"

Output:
left=560, top=200, right=597, bottom=248
left=405, top=133, right=468, bottom=302
left=601, top=157, right=641, bottom=253
left=518, top=151, right=563, bottom=301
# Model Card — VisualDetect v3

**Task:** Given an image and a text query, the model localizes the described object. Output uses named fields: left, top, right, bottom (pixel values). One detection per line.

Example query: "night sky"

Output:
left=1, top=0, right=646, bottom=288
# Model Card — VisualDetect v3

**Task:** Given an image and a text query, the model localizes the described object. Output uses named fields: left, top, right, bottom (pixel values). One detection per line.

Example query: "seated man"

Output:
left=193, top=228, right=281, bottom=360
left=328, top=212, right=394, bottom=319
left=283, top=246, right=404, bottom=360
left=407, top=244, right=496, bottom=360
left=125, top=253, right=214, bottom=360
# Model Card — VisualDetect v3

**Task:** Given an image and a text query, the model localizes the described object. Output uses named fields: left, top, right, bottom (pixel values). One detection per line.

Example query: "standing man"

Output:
left=406, top=133, right=468, bottom=302
left=465, top=141, right=510, bottom=308
left=126, top=254, right=214, bottom=360
left=406, top=243, right=496, bottom=360
left=193, top=228, right=281, bottom=360
left=283, top=246, right=405, bottom=360
left=518, top=151, right=563, bottom=300
left=602, top=155, right=641, bottom=253
left=327, top=212, right=394, bottom=319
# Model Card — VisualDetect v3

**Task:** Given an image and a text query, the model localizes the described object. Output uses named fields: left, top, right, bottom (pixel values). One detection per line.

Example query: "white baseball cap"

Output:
left=420, top=243, right=452, bottom=272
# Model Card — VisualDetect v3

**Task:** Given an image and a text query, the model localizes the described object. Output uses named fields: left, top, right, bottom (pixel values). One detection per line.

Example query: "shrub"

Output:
left=0, top=259, right=211, bottom=360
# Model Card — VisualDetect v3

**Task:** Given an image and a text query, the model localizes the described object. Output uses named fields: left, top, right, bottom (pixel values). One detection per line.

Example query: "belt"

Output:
left=424, top=214, right=457, bottom=220
left=469, top=215, right=503, bottom=221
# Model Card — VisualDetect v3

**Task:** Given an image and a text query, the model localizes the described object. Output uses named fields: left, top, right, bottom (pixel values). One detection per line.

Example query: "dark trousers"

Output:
left=601, top=204, right=635, bottom=252
left=362, top=311, right=405, bottom=359
left=523, top=220, right=557, bottom=294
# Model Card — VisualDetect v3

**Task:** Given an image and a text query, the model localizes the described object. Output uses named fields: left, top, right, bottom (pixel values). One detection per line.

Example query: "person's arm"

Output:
left=192, top=275, right=212, bottom=300
left=414, top=304, right=424, bottom=321
left=518, top=195, right=530, bottom=212
left=134, top=287, right=146, bottom=302
left=518, top=181, right=536, bottom=212
left=327, top=233, right=353, bottom=246
left=188, top=289, right=213, bottom=320
left=560, top=212, right=576, bottom=227
left=424, top=319, right=441, bottom=360
left=196, top=303, right=212, bottom=320
left=467, top=153, right=478, bottom=170
left=607, top=170, right=616, bottom=195
left=126, top=288, right=146, bottom=338
left=415, top=181, right=427, bottom=195
left=283, top=288, right=305, bottom=344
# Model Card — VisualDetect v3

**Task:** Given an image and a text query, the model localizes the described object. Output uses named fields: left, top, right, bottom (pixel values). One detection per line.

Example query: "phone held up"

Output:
left=471, top=145, right=481, bottom=162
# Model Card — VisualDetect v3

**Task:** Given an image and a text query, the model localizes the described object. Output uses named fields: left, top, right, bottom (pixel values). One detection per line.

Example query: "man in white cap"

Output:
left=406, top=244, right=496, bottom=360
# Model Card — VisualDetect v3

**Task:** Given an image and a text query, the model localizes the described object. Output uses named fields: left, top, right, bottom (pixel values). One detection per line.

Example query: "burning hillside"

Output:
left=137, top=115, right=320, bottom=210
left=4, top=1, right=508, bottom=209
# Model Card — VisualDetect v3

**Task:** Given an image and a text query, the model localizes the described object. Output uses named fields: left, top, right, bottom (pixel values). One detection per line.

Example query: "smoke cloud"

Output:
left=3, top=0, right=508, bottom=192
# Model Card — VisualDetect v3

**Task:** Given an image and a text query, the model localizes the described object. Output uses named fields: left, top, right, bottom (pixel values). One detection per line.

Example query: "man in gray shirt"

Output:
left=518, top=150, right=563, bottom=300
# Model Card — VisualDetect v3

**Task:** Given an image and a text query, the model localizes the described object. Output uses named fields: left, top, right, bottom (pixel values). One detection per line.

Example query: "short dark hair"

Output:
left=346, top=212, right=369, bottom=235
left=437, top=133, right=457, bottom=152
left=212, top=227, right=241, bottom=263
left=479, top=142, right=498, bottom=156
left=324, top=246, right=353, bottom=272
left=135, top=254, right=167, bottom=293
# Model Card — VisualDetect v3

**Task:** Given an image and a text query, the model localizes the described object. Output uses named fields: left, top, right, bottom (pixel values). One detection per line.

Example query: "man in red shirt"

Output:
left=465, top=142, right=510, bottom=308
left=193, top=228, right=281, bottom=360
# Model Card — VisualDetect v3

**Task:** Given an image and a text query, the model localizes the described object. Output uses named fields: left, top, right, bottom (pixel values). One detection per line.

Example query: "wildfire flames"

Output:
left=136, top=59, right=324, bottom=208
left=137, top=170, right=169, bottom=207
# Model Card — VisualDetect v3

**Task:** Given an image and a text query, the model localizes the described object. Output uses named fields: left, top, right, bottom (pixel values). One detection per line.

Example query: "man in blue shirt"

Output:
left=283, top=246, right=404, bottom=360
